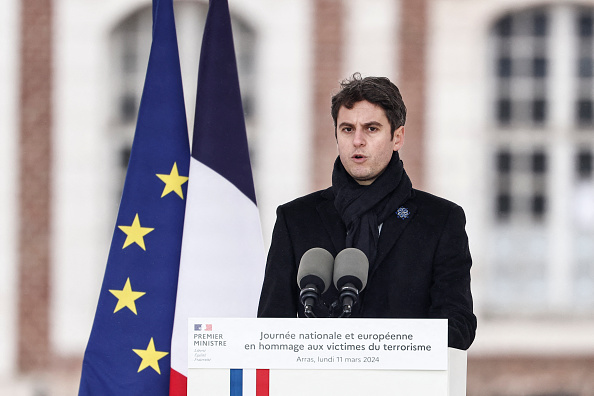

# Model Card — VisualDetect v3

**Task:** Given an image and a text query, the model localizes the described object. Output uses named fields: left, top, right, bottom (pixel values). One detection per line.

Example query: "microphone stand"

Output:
left=337, top=284, right=359, bottom=318
left=299, top=285, right=320, bottom=318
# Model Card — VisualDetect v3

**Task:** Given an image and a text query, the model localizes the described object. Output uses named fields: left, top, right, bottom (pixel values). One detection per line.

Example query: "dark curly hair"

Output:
left=331, top=73, right=406, bottom=139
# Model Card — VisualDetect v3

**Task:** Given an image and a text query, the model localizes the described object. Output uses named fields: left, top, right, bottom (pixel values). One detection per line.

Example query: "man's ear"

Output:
left=393, top=126, right=405, bottom=151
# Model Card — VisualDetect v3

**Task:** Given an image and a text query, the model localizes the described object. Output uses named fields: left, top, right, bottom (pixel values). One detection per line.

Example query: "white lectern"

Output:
left=187, top=318, right=467, bottom=396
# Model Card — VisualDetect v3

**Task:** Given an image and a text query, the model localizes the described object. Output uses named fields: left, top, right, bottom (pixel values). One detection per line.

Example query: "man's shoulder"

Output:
left=410, top=189, right=466, bottom=224
left=279, top=187, right=333, bottom=211
left=411, top=189, right=461, bottom=209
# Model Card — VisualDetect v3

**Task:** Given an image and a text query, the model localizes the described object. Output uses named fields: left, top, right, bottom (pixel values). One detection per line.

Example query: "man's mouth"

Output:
left=352, top=154, right=366, bottom=162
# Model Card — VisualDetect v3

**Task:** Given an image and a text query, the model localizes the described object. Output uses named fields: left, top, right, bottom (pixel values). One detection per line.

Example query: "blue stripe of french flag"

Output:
left=169, top=0, right=266, bottom=394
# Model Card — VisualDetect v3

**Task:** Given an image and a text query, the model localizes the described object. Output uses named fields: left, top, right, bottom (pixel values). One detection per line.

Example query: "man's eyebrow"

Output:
left=338, top=120, right=382, bottom=127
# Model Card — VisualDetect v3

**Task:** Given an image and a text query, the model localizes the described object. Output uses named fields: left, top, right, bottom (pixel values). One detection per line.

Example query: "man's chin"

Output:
left=347, top=167, right=387, bottom=186
left=350, top=173, right=376, bottom=186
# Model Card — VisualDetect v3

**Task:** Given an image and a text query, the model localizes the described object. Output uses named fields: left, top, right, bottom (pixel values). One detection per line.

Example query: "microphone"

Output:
left=333, top=248, right=369, bottom=317
left=297, top=248, right=334, bottom=317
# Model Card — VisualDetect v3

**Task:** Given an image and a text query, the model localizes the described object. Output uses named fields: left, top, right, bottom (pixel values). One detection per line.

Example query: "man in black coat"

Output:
left=258, top=73, right=476, bottom=350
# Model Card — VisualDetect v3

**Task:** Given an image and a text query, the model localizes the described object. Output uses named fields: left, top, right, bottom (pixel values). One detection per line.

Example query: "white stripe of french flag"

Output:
left=169, top=160, right=265, bottom=393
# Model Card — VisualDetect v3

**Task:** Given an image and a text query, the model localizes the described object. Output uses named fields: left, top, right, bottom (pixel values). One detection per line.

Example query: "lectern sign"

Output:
left=188, top=318, right=447, bottom=370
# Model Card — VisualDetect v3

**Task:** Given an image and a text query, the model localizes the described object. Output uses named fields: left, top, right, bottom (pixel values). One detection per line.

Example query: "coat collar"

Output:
left=317, top=187, right=416, bottom=276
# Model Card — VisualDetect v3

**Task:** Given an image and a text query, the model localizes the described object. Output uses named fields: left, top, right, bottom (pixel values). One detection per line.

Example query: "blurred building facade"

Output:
left=2, top=0, right=594, bottom=394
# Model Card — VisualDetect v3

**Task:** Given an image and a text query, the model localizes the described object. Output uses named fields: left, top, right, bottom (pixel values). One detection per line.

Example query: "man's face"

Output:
left=336, top=100, right=404, bottom=185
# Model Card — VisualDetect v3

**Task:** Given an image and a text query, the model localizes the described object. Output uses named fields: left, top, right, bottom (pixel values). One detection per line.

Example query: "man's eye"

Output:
left=369, top=127, right=377, bottom=132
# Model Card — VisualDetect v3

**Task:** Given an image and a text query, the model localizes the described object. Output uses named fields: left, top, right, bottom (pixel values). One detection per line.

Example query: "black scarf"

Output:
left=332, top=152, right=412, bottom=268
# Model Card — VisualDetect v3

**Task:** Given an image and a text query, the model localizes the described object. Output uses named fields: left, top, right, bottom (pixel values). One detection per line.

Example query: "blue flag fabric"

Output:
left=190, top=0, right=257, bottom=204
left=78, top=0, right=189, bottom=394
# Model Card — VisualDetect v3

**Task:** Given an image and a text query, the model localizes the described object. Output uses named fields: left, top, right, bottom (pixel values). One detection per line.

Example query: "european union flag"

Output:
left=78, top=0, right=189, bottom=394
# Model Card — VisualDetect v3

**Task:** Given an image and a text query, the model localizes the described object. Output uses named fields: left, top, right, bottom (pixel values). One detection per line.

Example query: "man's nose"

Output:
left=353, top=128, right=365, bottom=146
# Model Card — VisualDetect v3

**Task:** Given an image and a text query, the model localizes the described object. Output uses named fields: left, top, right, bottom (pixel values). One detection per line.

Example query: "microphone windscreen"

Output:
left=333, top=248, right=369, bottom=291
left=297, top=248, right=334, bottom=293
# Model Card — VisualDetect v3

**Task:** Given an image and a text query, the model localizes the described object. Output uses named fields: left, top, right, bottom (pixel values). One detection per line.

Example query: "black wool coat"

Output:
left=257, top=187, right=477, bottom=350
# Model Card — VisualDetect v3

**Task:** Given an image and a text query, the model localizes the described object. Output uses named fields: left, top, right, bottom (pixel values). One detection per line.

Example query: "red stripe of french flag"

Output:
left=256, top=369, right=270, bottom=396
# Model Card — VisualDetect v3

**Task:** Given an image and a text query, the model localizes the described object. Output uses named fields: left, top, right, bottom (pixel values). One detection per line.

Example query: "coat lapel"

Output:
left=316, top=190, right=346, bottom=254
left=371, top=200, right=417, bottom=278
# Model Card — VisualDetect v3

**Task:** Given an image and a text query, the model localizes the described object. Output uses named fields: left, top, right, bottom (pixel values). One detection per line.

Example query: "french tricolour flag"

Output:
left=188, top=369, right=271, bottom=396
left=169, top=0, right=266, bottom=394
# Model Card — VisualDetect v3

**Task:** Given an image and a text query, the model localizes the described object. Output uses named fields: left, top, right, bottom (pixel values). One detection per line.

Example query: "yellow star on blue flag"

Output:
left=133, top=338, right=169, bottom=374
left=156, top=162, right=189, bottom=199
left=118, top=214, right=154, bottom=250
left=109, top=278, right=146, bottom=315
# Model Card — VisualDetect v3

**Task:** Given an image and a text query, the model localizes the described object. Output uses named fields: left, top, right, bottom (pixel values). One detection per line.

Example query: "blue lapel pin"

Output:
left=396, top=206, right=410, bottom=219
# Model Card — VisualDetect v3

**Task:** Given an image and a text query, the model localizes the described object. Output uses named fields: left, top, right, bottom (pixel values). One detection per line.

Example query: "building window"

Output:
left=577, top=149, right=593, bottom=178
left=578, top=8, right=594, bottom=129
left=488, top=5, right=594, bottom=316
left=493, top=149, right=548, bottom=223
left=493, top=8, right=549, bottom=127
